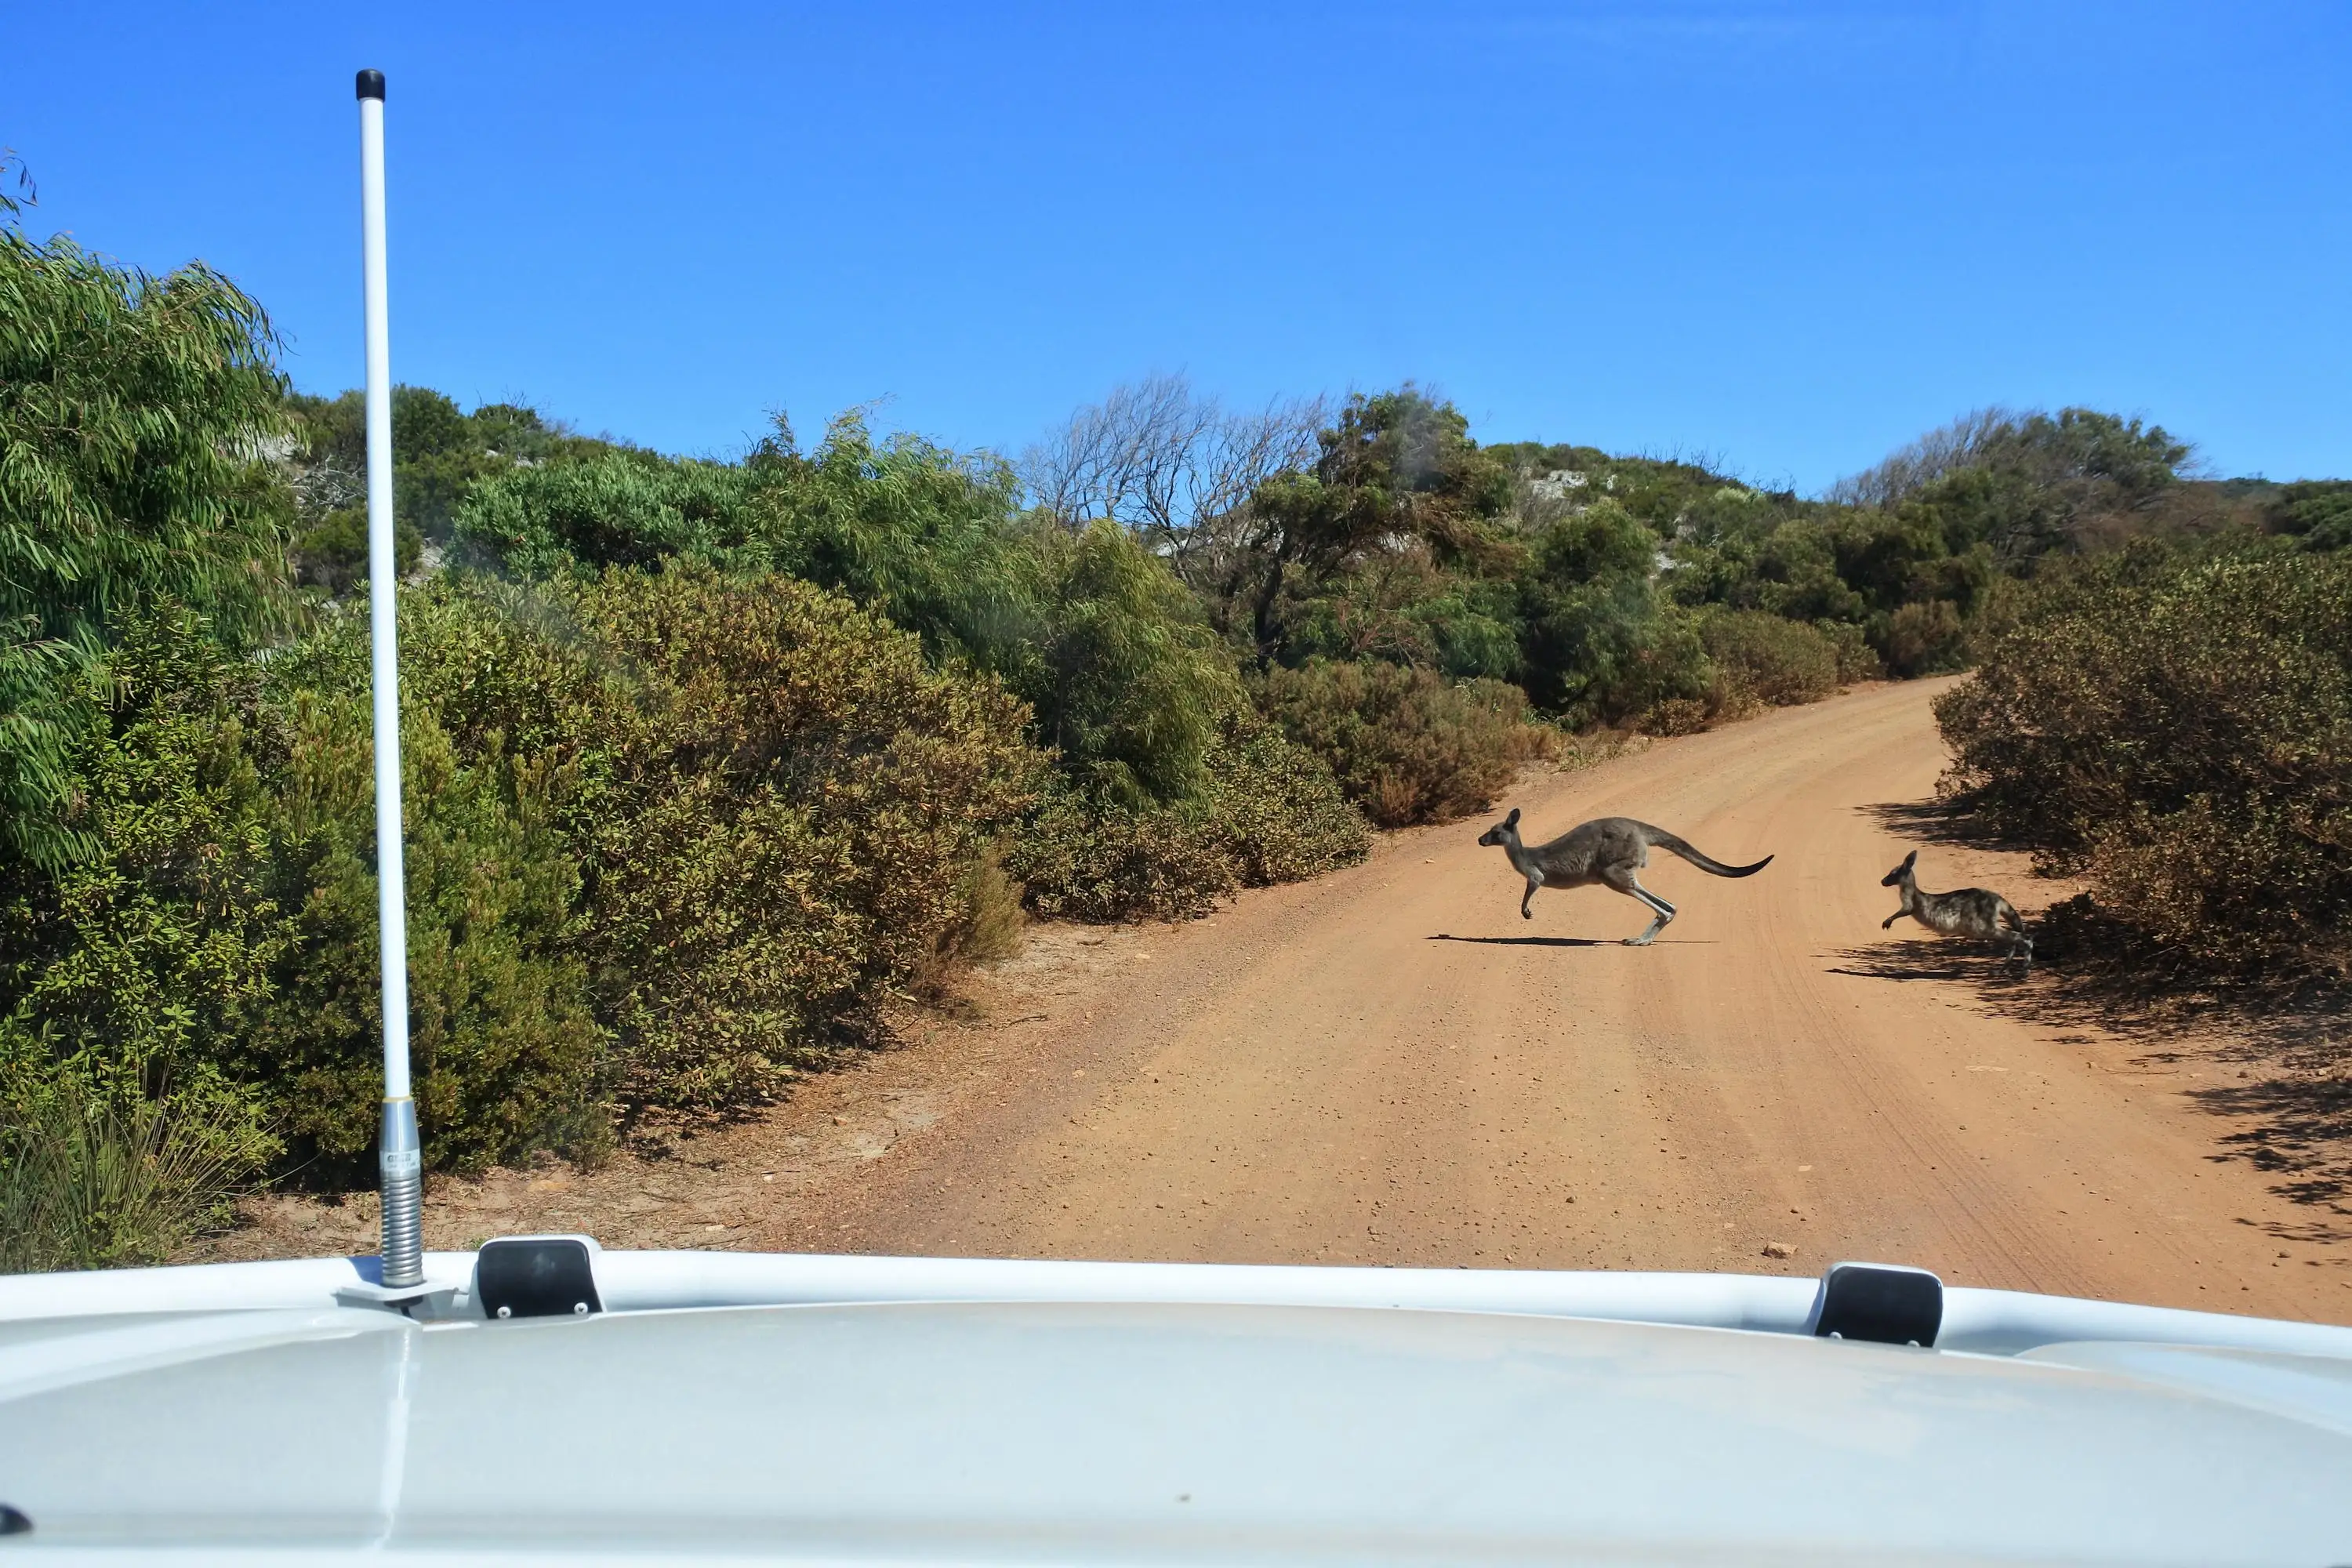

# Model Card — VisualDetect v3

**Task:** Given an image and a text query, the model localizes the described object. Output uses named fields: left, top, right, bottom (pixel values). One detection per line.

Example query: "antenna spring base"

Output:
left=379, top=1097, right=424, bottom=1290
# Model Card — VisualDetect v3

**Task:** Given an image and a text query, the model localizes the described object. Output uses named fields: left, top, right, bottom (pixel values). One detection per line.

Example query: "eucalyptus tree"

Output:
left=0, top=166, right=293, bottom=865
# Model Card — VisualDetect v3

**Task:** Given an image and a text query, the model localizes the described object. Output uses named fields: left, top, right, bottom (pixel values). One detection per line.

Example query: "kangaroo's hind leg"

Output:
left=1998, top=899, right=2032, bottom=972
left=1602, top=864, right=1676, bottom=946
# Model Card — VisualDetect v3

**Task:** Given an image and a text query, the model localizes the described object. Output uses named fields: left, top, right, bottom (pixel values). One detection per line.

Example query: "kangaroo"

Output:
left=1880, top=849, right=2032, bottom=969
left=1476, top=809, right=1773, bottom=946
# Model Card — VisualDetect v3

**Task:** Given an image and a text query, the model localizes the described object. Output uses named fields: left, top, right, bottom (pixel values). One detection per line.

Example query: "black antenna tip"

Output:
left=356, top=69, right=386, bottom=101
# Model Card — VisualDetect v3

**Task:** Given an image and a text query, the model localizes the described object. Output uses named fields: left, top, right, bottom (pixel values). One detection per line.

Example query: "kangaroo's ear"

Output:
left=1903, top=849, right=1918, bottom=868
left=1504, top=808, right=1520, bottom=827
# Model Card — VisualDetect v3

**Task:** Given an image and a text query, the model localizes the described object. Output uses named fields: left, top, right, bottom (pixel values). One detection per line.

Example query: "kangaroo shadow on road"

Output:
left=1427, top=934, right=1717, bottom=949
left=1825, top=937, right=2030, bottom=987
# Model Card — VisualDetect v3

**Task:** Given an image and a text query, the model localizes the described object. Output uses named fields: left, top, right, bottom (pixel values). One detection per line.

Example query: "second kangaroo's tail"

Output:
left=1644, top=826, right=1773, bottom=878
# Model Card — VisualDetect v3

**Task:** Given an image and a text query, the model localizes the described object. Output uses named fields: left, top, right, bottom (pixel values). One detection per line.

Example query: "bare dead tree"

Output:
left=1025, top=372, right=1200, bottom=530
left=1828, top=408, right=2020, bottom=509
left=1023, top=373, right=1326, bottom=578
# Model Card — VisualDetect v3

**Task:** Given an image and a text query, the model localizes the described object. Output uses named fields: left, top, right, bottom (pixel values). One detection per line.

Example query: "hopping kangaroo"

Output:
left=1476, top=809, right=1773, bottom=946
left=1879, top=849, right=2032, bottom=968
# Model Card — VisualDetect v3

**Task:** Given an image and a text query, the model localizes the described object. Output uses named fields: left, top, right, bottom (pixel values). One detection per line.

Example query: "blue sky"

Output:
left=6, top=2, right=2345, bottom=492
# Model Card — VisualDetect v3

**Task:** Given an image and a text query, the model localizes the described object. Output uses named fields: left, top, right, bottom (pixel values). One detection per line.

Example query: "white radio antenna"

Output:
left=356, top=67, right=423, bottom=1292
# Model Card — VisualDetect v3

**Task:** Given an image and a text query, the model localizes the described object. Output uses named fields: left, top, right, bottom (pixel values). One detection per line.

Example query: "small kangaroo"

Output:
left=1879, top=849, right=2031, bottom=969
left=1477, top=808, right=1773, bottom=946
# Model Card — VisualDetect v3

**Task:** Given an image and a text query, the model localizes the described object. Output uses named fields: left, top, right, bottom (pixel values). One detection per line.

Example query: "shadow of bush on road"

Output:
left=2193, top=1076, right=2352, bottom=1241
left=1835, top=902, right=2352, bottom=1241
left=1859, top=797, right=2014, bottom=851
left=1831, top=824, right=2352, bottom=1243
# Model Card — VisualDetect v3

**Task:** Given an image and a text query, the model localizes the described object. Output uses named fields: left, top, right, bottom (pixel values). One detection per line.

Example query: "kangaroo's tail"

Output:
left=1643, top=826, right=1773, bottom=878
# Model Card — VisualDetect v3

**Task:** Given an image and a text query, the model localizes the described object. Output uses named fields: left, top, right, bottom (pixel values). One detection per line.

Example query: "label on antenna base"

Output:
left=381, top=1149, right=422, bottom=1179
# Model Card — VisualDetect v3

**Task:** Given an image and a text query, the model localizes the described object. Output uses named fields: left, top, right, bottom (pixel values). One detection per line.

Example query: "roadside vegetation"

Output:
left=1938, top=539, right=2352, bottom=992
left=5, top=174, right=2345, bottom=1263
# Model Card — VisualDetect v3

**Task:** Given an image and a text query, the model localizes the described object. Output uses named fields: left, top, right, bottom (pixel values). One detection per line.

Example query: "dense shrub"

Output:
left=311, top=568, right=1044, bottom=1118
left=198, top=567, right=1044, bottom=1167
left=1013, top=712, right=1369, bottom=921
left=561, top=568, right=1044, bottom=1108
left=1255, top=659, right=1548, bottom=828
left=289, top=506, right=421, bottom=593
left=241, top=689, right=608, bottom=1175
left=1936, top=546, right=2352, bottom=980
left=1700, top=611, right=1840, bottom=709
left=1004, top=522, right=1238, bottom=805
left=1879, top=598, right=1969, bottom=677
left=464, top=423, right=1234, bottom=810
left=2270, top=481, right=2352, bottom=551
left=0, top=608, right=289, bottom=1177
left=1814, top=619, right=1884, bottom=683
left=453, top=451, right=762, bottom=575
left=1012, top=782, right=1237, bottom=923
left=1198, top=712, right=1370, bottom=884
left=291, top=387, right=630, bottom=555
left=1518, top=503, right=1696, bottom=722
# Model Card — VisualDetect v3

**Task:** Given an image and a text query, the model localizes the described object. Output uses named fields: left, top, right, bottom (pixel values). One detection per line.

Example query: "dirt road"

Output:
left=211, top=677, right=2347, bottom=1322
left=800, top=677, right=2347, bottom=1322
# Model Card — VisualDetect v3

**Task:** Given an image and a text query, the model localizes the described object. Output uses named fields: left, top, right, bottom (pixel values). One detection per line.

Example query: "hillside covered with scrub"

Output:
left=5, top=188, right=2348, bottom=1269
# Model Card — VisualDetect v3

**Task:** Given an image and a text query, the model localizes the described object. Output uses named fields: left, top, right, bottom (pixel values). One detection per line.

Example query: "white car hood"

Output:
left=3, top=1296, right=2350, bottom=1566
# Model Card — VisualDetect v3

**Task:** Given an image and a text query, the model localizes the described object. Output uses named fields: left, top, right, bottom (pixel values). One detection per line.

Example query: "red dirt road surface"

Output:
left=807, top=677, right=2348, bottom=1321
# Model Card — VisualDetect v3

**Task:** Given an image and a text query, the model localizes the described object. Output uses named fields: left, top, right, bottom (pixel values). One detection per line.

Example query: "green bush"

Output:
left=453, top=450, right=762, bottom=575
left=1198, top=712, right=1370, bottom=884
left=1700, top=611, right=1840, bottom=709
left=1012, top=711, right=1368, bottom=921
left=0, top=607, right=289, bottom=1172
left=240, top=688, right=608, bottom=1176
left=1936, top=546, right=2352, bottom=980
left=2, top=199, right=294, bottom=867
left=1012, top=781, right=1237, bottom=923
left=289, top=506, right=423, bottom=593
left=1008, top=521, right=1238, bottom=805
left=2271, top=481, right=2352, bottom=551
left=1814, top=619, right=1884, bottom=683
left=463, top=423, right=1237, bottom=810
left=560, top=568, right=1044, bottom=1109
left=1511, top=503, right=1719, bottom=729
left=292, top=388, right=633, bottom=556
left=242, top=565, right=1047, bottom=1148
left=1878, top=598, right=1969, bottom=677
left=1255, top=659, right=1547, bottom=828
